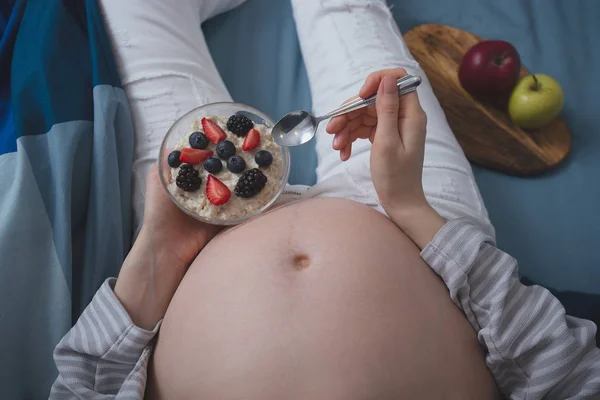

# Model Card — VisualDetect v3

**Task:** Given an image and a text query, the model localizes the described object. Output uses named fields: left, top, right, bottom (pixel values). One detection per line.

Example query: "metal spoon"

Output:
left=271, top=75, right=422, bottom=147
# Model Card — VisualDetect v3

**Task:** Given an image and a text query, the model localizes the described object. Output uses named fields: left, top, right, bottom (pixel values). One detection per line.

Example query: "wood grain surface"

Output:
left=404, top=24, right=571, bottom=176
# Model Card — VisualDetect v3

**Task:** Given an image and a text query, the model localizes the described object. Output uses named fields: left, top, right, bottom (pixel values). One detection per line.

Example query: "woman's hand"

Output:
left=326, top=68, right=445, bottom=248
left=139, top=166, right=222, bottom=268
left=114, top=166, right=222, bottom=329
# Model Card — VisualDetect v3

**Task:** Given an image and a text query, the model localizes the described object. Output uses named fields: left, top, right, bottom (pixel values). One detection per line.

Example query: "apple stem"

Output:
left=532, top=74, right=540, bottom=91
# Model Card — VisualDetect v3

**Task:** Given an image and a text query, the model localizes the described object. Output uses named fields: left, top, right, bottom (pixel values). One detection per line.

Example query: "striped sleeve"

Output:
left=50, top=278, right=159, bottom=400
left=421, top=218, right=600, bottom=400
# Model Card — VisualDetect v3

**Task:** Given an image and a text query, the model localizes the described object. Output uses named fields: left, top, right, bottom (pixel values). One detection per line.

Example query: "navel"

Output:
left=292, top=254, right=311, bottom=270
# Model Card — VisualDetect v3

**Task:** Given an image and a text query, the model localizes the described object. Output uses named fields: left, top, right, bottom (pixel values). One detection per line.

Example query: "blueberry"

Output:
left=227, top=155, right=246, bottom=173
left=189, top=131, right=209, bottom=149
left=255, top=150, right=273, bottom=167
left=203, top=157, right=223, bottom=174
left=216, top=140, right=236, bottom=159
left=167, top=150, right=182, bottom=168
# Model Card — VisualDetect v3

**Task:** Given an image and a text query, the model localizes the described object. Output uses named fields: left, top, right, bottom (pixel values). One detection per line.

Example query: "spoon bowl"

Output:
left=271, top=75, right=422, bottom=147
left=271, top=110, right=321, bottom=147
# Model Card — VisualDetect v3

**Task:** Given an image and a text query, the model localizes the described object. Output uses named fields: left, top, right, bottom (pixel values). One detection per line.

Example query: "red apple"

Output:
left=458, top=40, right=521, bottom=102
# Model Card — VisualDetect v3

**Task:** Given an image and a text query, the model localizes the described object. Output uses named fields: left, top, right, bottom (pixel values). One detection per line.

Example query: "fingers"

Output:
left=359, top=113, right=378, bottom=128
left=340, top=142, right=352, bottom=161
left=333, top=130, right=347, bottom=150
left=145, top=165, right=161, bottom=193
left=326, top=96, right=360, bottom=134
left=363, top=69, right=426, bottom=152
left=332, top=117, right=362, bottom=149
left=398, top=90, right=428, bottom=151
left=333, top=122, right=377, bottom=151
left=143, top=164, right=169, bottom=212
left=326, top=106, right=368, bottom=134
left=329, top=68, right=408, bottom=134
left=326, top=115, right=347, bottom=134
left=327, top=68, right=417, bottom=160
left=397, top=88, right=423, bottom=119
left=374, top=76, right=402, bottom=147
left=359, top=68, right=408, bottom=99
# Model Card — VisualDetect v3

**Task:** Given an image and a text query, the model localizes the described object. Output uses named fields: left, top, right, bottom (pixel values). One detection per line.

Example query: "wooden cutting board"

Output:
left=404, top=24, right=571, bottom=176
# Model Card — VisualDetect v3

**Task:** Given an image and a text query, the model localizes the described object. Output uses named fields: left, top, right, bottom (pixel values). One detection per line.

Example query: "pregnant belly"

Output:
left=148, top=198, right=500, bottom=400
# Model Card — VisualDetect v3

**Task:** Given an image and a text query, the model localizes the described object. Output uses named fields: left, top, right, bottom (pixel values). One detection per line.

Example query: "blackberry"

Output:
left=203, top=157, right=223, bottom=174
left=227, top=114, right=254, bottom=137
left=255, top=150, right=273, bottom=167
left=235, top=168, right=268, bottom=198
left=176, top=164, right=202, bottom=192
left=168, top=150, right=182, bottom=168
left=227, top=155, right=246, bottom=173
left=189, top=131, right=209, bottom=149
left=216, top=140, right=236, bottom=159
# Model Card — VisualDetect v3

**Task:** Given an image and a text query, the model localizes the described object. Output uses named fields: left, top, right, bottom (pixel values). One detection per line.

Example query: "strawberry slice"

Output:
left=201, top=118, right=227, bottom=144
left=179, top=148, right=213, bottom=164
left=242, top=129, right=261, bottom=151
left=206, top=174, right=231, bottom=206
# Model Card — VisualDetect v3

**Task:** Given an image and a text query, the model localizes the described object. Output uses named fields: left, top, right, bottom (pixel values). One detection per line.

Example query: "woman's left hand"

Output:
left=114, top=166, right=222, bottom=329
left=326, top=68, right=429, bottom=215
left=326, top=68, right=446, bottom=249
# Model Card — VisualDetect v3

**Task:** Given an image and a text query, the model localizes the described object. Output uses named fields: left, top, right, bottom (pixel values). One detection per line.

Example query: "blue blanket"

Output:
left=0, top=0, right=134, bottom=397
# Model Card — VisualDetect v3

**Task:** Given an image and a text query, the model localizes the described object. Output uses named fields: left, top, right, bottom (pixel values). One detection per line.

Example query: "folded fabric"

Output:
left=521, top=277, right=600, bottom=343
left=0, top=0, right=134, bottom=398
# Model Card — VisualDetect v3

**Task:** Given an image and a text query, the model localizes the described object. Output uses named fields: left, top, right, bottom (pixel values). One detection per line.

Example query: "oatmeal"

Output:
left=166, top=114, right=284, bottom=221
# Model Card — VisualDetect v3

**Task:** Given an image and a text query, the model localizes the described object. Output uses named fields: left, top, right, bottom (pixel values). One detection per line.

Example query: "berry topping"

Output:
left=189, top=131, right=209, bottom=149
left=168, top=150, right=182, bottom=168
left=255, top=150, right=273, bottom=167
left=227, top=114, right=254, bottom=137
left=242, top=129, right=261, bottom=151
left=176, top=164, right=202, bottom=192
left=227, top=155, right=246, bottom=173
left=179, top=148, right=214, bottom=164
left=206, top=174, right=231, bottom=206
left=203, top=157, right=223, bottom=174
left=201, top=118, right=227, bottom=143
left=235, top=168, right=268, bottom=198
left=216, top=140, right=236, bottom=159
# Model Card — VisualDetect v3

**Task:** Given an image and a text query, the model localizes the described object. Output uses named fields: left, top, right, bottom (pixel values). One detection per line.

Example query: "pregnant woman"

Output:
left=50, top=0, right=600, bottom=399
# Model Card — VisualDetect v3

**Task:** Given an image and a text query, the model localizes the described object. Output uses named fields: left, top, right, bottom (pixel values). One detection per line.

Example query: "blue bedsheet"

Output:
left=204, top=0, right=600, bottom=295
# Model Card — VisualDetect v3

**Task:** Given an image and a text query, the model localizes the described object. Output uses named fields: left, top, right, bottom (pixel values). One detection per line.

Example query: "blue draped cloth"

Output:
left=0, top=0, right=134, bottom=397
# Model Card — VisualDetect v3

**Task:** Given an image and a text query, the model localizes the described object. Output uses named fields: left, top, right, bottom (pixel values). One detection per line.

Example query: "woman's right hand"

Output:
left=326, top=68, right=446, bottom=248
left=114, top=166, right=222, bottom=329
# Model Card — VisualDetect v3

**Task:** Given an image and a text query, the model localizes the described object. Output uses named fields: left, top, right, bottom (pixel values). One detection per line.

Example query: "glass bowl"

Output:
left=158, top=102, right=291, bottom=226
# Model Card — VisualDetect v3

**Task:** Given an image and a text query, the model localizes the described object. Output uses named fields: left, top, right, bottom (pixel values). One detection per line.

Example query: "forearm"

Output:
left=388, top=203, right=446, bottom=250
left=421, top=219, right=600, bottom=399
left=115, top=228, right=191, bottom=329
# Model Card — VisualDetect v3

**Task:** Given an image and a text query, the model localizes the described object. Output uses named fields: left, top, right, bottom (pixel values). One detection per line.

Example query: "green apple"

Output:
left=508, top=74, right=564, bottom=130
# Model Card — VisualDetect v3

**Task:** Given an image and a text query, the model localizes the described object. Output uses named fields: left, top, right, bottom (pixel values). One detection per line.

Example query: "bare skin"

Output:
left=114, top=70, right=501, bottom=399
left=147, top=199, right=500, bottom=399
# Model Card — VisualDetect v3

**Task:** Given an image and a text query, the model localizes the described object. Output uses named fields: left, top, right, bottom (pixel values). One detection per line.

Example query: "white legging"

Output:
left=99, top=0, right=493, bottom=237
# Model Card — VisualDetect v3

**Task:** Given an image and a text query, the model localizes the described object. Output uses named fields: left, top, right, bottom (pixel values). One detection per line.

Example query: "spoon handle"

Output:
left=321, top=75, right=422, bottom=121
